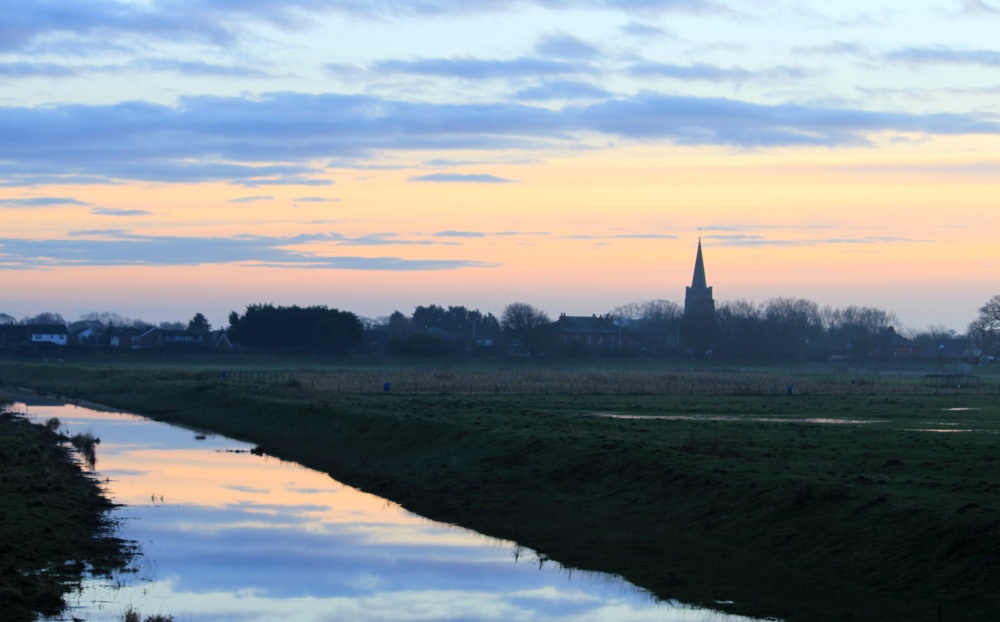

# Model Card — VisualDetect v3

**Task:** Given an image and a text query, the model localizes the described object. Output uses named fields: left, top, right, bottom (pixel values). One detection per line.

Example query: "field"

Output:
left=2, top=356, right=999, bottom=621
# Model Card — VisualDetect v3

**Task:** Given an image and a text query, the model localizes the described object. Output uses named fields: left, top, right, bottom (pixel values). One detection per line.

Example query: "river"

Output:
left=18, top=398, right=767, bottom=622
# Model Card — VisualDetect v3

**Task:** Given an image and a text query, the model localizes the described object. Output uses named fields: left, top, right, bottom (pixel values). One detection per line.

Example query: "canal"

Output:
left=18, top=398, right=765, bottom=622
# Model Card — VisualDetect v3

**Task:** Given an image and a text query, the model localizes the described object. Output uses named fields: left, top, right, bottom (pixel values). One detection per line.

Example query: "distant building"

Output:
left=134, top=327, right=208, bottom=349
left=555, top=314, right=632, bottom=350
left=684, top=238, right=715, bottom=319
left=682, top=238, right=716, bottom=353
left=871, top=327, right=918, bottom=359
left=27, top=324, right=68, bottom=347
left=919, top=338, right=981, bottom=363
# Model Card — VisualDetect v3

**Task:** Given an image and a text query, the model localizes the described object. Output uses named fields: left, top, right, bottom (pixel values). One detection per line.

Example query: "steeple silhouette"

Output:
left=683, top=237, right=716, bottom=354
left=690, top=237, right=708, bottom=291
left=684, top=238, right=714, bottom=318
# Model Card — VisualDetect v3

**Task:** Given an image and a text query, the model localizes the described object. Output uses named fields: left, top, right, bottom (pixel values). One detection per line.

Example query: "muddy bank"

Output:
left=0, top=402, right=133, bottom=622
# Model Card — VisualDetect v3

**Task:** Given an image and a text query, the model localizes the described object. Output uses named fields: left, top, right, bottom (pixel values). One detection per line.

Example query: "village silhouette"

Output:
left=1, top=240, right=996, bottom=366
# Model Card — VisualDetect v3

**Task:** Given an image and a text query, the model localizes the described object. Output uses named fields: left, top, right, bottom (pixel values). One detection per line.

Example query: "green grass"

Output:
left=2, top=359, right=999, bottom=621
left=0, top=401, right=133, bottom=622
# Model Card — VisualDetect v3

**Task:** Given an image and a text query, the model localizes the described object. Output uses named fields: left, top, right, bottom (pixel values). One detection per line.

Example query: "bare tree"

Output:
left=822, top=304, right=900, bottom=358
left=908, top=324, right=957, bottom=347
left=975, top=295, right=1000, bottom=333
left=22, top=312, right=66, bottom=325
left=611, top=300, right=682, bottom=354
left=501, top=302, right=552, bottom=355
left=78, top=311, right=149, bottom=328
left=969, top=294, right=1000, bottom=356
left=611, top=299, right=681, bottom=321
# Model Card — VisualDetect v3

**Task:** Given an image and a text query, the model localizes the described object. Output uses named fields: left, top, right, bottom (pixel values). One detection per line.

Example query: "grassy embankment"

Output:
left=0, top=395, right=133, bottom=622
left=2, top=358, right=999, bottom=621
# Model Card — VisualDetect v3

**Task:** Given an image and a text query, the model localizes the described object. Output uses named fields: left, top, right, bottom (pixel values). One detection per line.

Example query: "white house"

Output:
left=28, top=324, right=68, bottom=346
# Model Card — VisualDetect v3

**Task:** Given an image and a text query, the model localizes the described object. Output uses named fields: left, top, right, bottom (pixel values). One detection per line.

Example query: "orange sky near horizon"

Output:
left=3, top=136, right=997, bottom=331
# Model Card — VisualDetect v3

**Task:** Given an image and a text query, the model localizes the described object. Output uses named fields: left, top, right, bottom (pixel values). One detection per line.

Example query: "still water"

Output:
left=19, top=399, right=764, bottom=622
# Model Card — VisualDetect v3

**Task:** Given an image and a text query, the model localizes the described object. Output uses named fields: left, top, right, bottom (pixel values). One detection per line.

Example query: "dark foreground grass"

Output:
left=0, top=400, right=133, bottom=622
left=2, top=361, right=999, bottom=621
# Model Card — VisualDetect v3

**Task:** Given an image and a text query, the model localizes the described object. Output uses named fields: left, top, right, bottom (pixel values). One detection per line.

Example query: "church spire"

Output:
left=691, top=237, right=708, bottom=290
left=683, top=237, right=716, bottom=353
left=684, top=237, right=714, bottom=319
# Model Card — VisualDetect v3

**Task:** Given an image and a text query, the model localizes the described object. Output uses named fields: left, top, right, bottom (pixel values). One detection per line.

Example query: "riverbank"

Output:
left=2, top=360, right=998, bottom=621
left=0, top=395, right=132, bottom=622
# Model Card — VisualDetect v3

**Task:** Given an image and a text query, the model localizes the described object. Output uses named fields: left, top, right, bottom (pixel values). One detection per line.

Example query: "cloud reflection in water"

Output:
left=18, top=402, right=759, bottom=622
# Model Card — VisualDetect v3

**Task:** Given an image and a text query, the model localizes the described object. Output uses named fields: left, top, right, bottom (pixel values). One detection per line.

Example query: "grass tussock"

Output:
left=70, top=431, right=100, bottom=468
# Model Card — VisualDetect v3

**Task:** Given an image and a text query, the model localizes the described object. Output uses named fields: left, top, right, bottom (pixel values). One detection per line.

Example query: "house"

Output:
left=27, top=324, right=68, bottom=347
left=871, top=327, right=919, bottom=359
left=133, top=327, right=208, bottom=349
left=554, top=314, right=632, bottom=349
left=105, top=326, right=143, bottom=348
left=161, top=330, right=208, bottom=347
left=73, top=326, right=101, bottom=346
left=211, top=331, right=234, bottom=350
left=920, top=339, right=981, bottom=363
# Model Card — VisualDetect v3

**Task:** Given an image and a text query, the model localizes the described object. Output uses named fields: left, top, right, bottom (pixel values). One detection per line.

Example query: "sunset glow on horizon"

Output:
left=2, top=1, right=999, bottom=331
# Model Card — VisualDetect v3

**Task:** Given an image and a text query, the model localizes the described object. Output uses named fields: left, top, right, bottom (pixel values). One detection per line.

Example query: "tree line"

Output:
left=2, top=294, right=998, bottom=361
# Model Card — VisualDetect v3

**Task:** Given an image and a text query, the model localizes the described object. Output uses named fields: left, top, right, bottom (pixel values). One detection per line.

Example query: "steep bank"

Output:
left=2, top=361, right=998, bottom=621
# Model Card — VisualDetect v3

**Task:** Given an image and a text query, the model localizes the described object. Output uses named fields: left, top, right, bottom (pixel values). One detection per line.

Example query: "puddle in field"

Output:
left=904, top=429, right=999, bottom=434
left=941, top=408, right=981, bottom=412
left=589, top=413, right=884, bottom=425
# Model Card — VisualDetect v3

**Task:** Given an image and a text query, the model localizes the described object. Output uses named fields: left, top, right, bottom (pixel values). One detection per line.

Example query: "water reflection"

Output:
left=19, top=400, right=765, bottom=622
left=590, top=412, right=884, bottom=425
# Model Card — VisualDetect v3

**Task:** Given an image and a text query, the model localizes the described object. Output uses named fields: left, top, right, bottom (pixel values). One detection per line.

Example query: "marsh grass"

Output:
left=0, top=409, right=132, bottom=622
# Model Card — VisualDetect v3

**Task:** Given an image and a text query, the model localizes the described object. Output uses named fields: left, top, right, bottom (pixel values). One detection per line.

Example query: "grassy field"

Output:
left=2, top=357, right=999, bottom=621
left=0, top=395, right=133, bottom=622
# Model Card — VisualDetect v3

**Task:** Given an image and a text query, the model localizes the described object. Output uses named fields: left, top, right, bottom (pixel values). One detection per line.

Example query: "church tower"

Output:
left=684, top=238, right=715, bottom=319
left=683, top=238, right=716, bottom=353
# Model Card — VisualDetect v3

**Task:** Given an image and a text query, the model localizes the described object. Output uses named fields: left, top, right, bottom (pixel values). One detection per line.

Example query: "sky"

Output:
left=2, top=0, right=998, bottom=332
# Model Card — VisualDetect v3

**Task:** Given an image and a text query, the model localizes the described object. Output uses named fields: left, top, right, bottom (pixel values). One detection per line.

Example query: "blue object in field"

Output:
left=787, top=385, right=793, bottom=395
left=383, top=382, right=391, bottom=393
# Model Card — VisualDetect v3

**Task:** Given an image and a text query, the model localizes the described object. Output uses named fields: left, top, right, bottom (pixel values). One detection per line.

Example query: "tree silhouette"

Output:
left=969, top=294, right=1000, bottom=356
left=227, top=304, right=362, bottom=353
left=188, top=313, right=212, bottom=334
left=501, top=302, right=553, bottom=355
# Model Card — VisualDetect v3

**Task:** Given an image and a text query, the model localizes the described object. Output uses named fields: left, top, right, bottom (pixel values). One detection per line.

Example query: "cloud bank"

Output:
left=0, top=231, right=496, bottom=271
left=2, top=0, right=721, bottom=53
left=2, top=91, right=998, bottom=186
